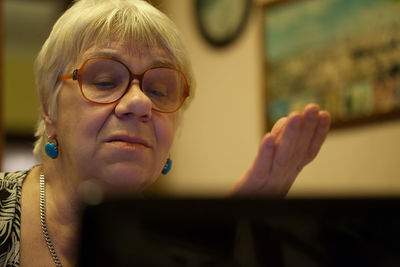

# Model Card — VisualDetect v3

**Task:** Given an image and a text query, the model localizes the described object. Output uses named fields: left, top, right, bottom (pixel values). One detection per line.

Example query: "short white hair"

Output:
left=33, top=0, right=194, bottom=160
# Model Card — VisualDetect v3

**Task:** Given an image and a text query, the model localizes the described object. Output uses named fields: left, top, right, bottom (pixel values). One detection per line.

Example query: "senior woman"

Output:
left=0, top=0, right=330, bottom=266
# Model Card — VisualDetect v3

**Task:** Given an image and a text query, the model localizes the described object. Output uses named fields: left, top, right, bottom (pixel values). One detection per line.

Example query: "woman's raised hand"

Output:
left=229, top=104, right=331, bottom=197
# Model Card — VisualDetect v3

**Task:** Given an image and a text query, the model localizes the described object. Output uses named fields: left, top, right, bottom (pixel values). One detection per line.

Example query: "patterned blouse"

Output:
left=0, top=169, right=29, bottom=267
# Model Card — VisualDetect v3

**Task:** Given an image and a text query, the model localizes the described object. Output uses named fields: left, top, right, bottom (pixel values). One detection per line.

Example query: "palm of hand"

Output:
left=230, top=104, right=331, bottom=197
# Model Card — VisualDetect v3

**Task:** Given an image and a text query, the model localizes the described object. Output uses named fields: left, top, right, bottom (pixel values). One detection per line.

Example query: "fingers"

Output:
left=256, top=133, right=276, bottom=175
left=229, top=103, right=331, bottom=197
left=266, top=104, right=330, bottom=195
left=229, top=133, right=275, bottom=195
left=271, top=116, right=288, bottom=137
left=246, top=133, right=276, bottom=187
left=266, top=112, right=303, bottom=194
left=272, top=113, right=302, bottom=169
left=301, top=110, right=331, bottom=165
left=290, top=104, right=320, bottom=170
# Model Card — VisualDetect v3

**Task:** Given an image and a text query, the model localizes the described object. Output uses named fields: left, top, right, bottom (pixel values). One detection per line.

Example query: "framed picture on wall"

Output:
left=263, top=0, right=400, bottom=129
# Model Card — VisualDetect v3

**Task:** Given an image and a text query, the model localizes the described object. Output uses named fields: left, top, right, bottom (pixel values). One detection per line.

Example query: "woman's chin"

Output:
left=95, top=166, right=158, bottom=194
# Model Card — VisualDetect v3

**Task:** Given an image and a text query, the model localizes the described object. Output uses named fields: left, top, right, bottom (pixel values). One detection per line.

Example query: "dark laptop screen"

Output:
left=78, top=198, right=400, bottom=267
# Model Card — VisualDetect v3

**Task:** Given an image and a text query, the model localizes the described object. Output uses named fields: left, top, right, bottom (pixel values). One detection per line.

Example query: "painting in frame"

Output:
left=263, top=0, right=400, bottom=129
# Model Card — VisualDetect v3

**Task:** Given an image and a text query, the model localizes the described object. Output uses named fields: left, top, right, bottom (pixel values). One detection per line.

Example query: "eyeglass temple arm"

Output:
left=59, top=69, right=78, bottom=81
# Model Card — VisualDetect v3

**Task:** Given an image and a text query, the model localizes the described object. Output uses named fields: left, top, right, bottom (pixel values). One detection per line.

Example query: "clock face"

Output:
left=195, top=0, right=251, bottom=47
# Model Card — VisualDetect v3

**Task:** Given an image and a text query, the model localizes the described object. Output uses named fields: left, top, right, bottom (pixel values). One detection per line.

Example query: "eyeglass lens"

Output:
left=81, top=58, right=186, bottom=112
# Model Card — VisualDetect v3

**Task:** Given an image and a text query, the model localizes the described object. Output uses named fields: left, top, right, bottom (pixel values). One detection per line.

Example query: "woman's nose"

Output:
left=114, top=81, right=153, bottom=121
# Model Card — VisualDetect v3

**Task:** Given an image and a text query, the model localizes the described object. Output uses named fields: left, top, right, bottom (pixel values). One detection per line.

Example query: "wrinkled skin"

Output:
left=230, top=103, right=331, bottom=197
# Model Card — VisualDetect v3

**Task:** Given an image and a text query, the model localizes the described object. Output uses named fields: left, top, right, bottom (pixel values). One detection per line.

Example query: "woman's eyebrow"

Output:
left=83, top=51, right=124, bottom=62
left=83, top=51, right=176, bottom=68
left=149, top=58, right=176, bottom=68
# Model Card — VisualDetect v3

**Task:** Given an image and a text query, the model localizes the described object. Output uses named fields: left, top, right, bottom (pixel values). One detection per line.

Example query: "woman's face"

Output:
left=46, top=42, right=179, bottom=192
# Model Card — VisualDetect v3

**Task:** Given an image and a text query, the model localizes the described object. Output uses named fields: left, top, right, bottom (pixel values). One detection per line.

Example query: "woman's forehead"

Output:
left=77, top=42, right=176, bottom=70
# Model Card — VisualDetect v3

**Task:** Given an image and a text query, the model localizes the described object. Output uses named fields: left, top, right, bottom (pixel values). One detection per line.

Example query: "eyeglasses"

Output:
left=59, top=57, right=190, bottom=113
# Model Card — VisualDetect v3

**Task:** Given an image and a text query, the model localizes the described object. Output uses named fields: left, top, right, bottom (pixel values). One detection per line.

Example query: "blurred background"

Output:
left=1, top=0, right=400, bottom=197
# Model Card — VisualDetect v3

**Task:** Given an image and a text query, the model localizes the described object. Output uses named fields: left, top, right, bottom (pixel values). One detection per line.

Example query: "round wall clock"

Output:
left=195, top=0, right=252, bottom=47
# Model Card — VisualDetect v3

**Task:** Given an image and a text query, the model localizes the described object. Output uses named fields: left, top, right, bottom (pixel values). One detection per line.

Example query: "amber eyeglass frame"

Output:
left=59, top=57, right=190, bottom=113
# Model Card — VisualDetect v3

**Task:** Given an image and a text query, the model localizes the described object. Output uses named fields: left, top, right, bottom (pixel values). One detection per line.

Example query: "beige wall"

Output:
left=4, top=1, right=62, bottom=135
left=149, top=0, right=400, bottom=197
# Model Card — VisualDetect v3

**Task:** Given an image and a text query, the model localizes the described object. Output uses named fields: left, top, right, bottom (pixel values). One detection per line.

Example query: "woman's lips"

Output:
left=105, top=135, right=151, bottom=150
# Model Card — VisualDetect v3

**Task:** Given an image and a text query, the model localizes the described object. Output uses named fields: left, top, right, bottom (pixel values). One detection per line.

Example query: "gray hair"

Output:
left=33, top=0, right=194, bottom=160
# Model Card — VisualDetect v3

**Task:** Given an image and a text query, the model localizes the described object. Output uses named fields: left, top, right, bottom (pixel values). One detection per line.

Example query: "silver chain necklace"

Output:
left=39, top=169, right=64, bottom=267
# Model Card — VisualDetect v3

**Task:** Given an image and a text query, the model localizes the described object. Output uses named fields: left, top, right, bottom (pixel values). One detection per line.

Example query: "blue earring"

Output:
left=45, top=137, right=59, bottom=159
left=162, top=158, right=172, bottom=175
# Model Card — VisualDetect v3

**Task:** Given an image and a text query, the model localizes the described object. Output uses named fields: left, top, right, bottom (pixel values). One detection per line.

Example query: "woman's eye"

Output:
left=146, top=83, right=168, bottom=97
left=93, top=81, right=116, bottom=90
left=148, top=89, right=167, bottom=97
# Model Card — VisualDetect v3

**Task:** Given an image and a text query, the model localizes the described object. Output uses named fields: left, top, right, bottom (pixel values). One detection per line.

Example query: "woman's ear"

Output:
left=41, top=104, right=57, bottom=137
